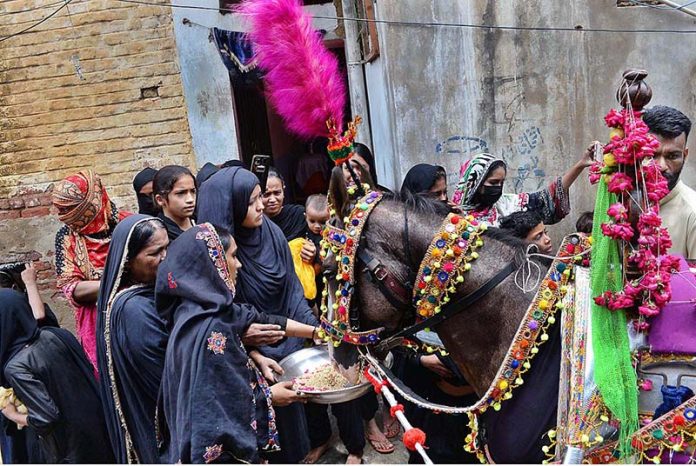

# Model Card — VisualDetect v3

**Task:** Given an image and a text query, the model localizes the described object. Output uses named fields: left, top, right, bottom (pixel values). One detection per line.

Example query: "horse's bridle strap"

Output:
left=375, top=261, right=517, bottom=353
left=357, top=248, right=412, bottom=309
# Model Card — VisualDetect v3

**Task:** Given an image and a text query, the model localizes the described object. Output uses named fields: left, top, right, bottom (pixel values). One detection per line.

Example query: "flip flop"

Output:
left=366, top=433, right=395, bottom=454
left=383, top=417, right=401, bottom=439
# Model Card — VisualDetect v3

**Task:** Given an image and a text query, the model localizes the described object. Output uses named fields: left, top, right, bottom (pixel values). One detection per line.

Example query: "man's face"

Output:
left=652, top=132, right=689, bottom=191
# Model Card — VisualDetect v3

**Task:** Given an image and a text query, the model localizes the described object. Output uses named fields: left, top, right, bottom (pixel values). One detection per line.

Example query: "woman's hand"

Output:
left=270, top=380, right=306, bottom=407
left=300, top=240, right=317, bottom=263
left=250, top=351, right=284, bottom=383
left=2, top=403, right=28, bottom=427
left=20, top=262, right=37, bottom=287
left=242, top=323, right=285, bottom=346
left=577, top=141, right=601, bottom=169
left=420, top=355, right=453, bottom=379
left=562, top=141, right=602, bottom=191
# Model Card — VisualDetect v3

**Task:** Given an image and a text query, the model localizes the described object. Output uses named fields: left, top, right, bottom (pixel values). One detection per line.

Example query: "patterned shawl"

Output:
left=451, top=153, right=506, bottom=211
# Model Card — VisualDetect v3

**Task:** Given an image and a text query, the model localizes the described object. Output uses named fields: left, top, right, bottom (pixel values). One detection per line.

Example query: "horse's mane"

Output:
left=483, top=226, right=537, bottom=269
left=380, top=190, right=552, bottom=272
left=382, top=190, right=453, bottom=217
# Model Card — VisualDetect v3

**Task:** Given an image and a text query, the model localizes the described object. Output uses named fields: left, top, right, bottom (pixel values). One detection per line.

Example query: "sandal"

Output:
left=366, top=433, right=395, bottom=454
left=383, top=416, right=401, bottom=439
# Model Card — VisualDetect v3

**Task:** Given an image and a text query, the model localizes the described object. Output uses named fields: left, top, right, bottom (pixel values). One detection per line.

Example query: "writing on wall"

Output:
left=435, top=125, right=546, bottom=194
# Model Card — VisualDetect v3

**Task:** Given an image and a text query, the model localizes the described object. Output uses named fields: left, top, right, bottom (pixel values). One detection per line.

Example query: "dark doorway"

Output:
left=229, top=42, right=351, bottom=204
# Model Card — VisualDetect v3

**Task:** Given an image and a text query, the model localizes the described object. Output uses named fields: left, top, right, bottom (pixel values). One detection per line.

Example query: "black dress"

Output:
left=198, top=168, right=318, bottom=463
left=96, top=215, right=169, bottom=464
left=156, top=224, right=287, bottom=464
left=3, top=323, right=114, bottom=463
left=269, top=204, right=307, bottom=242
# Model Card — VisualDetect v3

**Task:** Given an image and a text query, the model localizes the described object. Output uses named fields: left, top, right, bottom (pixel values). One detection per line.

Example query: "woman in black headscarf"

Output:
left=0, top=263, right=59, bottom=464
left=400, top=163, right=448, bottom=202
left=196, top=162, right=220, bottom=187
left=155, top=223, right=316, bottom=464
left=197, top=167, right=318, bottom=463
left=263, top=169, right=308, bottom=242
left=96, top=214, right=169, bottom=464
left=132, top=167, right=158, bottom=216
left=0, top=289, right=115, bottom=463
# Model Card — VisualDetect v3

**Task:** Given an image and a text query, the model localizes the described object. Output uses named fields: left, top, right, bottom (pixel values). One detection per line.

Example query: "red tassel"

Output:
left=390, top=404, right=404, bottom=418
left=403, top=428, right=426, bottom=452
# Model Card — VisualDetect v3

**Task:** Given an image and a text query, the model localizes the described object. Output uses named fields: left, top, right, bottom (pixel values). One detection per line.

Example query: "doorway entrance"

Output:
left=229, top=41, right=351, bottom=203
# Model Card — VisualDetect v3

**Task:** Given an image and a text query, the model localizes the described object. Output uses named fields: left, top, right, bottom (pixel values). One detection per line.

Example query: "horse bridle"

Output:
left=354, top=203, right=517, bottom=352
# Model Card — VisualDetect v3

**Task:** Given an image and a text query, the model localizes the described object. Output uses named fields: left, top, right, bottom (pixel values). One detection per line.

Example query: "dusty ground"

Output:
left=315, top=404, right=410, bottom=465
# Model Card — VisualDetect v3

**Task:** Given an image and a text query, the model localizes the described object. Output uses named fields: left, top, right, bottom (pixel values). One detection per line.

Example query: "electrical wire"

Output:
left=115, top=0, right=696, bottom=34
left=0, top=0, right=70, bottom=16
left=0, top=0, right=74, bottom=43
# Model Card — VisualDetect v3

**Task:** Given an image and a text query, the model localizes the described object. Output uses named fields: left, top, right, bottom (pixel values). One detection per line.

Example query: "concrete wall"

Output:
left=366, top=0, right=696, bottom=240
left=170, top=0, right=339, bottom=169
left=0, top=0, right=195, bottom=328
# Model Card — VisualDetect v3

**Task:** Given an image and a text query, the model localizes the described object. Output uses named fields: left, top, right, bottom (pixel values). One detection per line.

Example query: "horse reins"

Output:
left=354, top=201, right=518, bottom=348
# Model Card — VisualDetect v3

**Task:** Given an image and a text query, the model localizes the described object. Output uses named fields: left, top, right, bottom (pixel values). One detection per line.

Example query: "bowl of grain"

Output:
left=278, top=345, right=392, bottom=404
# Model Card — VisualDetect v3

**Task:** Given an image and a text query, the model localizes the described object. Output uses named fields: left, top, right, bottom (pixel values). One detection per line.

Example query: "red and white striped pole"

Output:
left=363, top=366, right=433, bottom=464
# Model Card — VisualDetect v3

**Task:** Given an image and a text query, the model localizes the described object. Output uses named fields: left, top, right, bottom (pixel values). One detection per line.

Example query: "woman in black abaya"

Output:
left=0, top=289, right=115, bottom=463
left=197, top=167, right=318, bottom=463
left=155, top=223, right=316, bottom=463
left=96, top=214, right=169, bottom=464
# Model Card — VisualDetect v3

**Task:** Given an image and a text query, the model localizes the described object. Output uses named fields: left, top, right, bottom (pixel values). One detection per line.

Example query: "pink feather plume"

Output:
left=236, top=0, right=346, bottom=139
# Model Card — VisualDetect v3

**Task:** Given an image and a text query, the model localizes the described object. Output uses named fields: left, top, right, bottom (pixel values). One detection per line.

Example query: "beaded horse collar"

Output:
left=317, top=195, right=490, bottom=346
left=362, top=234, right=592, bottom=460
left=318, top=190, right=385, bottom=345
left=413, top=213, right=486, bottom=318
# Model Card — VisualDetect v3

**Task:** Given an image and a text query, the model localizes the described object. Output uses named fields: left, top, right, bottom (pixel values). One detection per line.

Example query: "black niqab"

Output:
left=1, top=289, right=115, bottom=463
left=0, top=290, right=38, bottom=387
left=196, top=162, right=220, bottom=187
left=132, top=168, right=158, bottom=216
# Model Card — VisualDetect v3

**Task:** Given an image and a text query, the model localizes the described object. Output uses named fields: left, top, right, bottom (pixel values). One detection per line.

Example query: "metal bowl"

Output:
left=278, top=345, right=392, bottom=404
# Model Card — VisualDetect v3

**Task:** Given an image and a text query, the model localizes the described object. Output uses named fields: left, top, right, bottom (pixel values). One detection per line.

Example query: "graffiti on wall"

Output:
left=435, top=125, right=547, bottom=193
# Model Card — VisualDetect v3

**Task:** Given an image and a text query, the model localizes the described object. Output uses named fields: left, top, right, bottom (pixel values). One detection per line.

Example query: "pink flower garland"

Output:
left=590, top=108, right=680, bottom=328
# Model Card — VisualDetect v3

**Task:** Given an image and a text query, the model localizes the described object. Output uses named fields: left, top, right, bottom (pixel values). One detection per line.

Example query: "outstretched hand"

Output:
left=253, top=353, right=284, bottom=383
left=271, top=380, right=306, bottom=407
left=420, top=354, right=453, bottom=379
left=300, top=240, right=317, bottom=263
left=242, top=323, right=285, bottom=346
left=578, top=140, right=601, bottom=169
left=20, top=262, right=37, bottom=287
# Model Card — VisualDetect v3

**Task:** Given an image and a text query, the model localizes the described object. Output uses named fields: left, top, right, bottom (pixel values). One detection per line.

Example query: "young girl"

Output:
left=153, top=165, right=197, bottom=241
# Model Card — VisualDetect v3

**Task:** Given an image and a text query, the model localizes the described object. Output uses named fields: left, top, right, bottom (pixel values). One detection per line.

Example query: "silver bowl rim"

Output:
left=278, top=345, right=388, bottom=397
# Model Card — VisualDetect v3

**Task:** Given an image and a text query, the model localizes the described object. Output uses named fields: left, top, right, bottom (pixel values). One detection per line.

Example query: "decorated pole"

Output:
left=588, top=69, right=680, bottom=459
left=363, top=366, right=433, bottom=465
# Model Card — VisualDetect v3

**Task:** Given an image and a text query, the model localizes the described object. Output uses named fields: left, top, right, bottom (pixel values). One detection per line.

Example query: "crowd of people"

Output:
left=0, top=105, right=693, bottom=464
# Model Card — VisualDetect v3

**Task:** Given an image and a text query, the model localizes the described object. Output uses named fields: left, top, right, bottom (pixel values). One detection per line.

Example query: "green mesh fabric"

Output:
left=590, top=180, right=639, bottom=460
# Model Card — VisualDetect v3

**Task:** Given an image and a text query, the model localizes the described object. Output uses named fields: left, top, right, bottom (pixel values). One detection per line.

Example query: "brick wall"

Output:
left=0, top=0, right=196, bottom=329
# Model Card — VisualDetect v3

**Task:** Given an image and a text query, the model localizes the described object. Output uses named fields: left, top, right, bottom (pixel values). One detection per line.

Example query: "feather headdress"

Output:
left=236, top=0, right=359, bottom=165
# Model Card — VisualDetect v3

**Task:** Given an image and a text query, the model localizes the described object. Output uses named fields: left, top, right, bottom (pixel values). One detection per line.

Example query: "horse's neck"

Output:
left=434, top=235, right=539, bottom=395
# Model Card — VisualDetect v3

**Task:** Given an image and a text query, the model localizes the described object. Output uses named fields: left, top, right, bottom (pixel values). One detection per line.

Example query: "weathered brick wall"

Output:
left=0, top=0, right=196, bottom=330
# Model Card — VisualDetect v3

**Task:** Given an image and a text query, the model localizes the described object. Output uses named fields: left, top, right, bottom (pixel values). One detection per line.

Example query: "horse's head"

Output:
left=321, top=196, right=432, bottom=381
left=325, top=194, right=545, bottom=395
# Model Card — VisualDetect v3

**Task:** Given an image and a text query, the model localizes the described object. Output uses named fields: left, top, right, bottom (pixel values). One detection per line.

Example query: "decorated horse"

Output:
left=236, top=0, right=696, bottom=462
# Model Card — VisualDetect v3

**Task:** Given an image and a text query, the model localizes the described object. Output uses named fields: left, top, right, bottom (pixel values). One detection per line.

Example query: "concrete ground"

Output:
left=314, top=403, right=410, bottom=465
